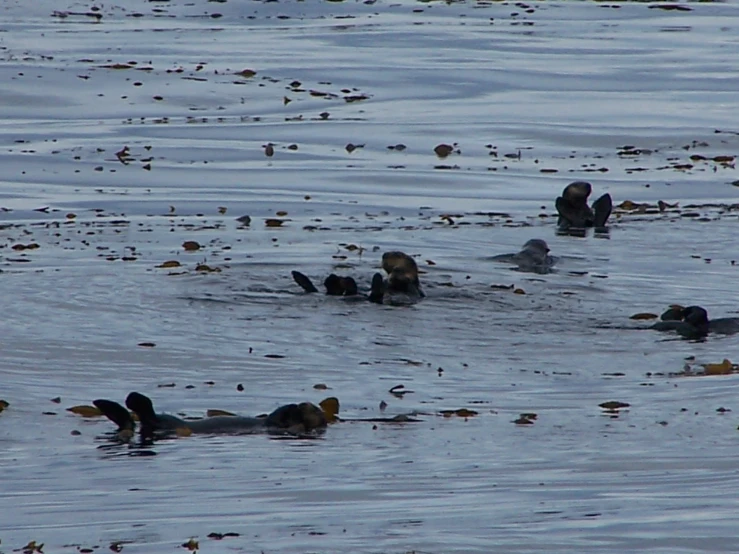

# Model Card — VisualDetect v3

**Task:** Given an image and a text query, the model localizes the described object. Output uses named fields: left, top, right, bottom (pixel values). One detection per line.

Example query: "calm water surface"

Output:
left=1, top=1, right=738, bottom=552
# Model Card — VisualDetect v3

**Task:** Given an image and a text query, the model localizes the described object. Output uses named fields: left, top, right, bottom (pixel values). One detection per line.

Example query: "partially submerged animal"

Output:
left=369, top=251, right=424, bottom=304
left=292, top=251, right=424, bottom=305
left=489, top=239, right=556, bottom=274
left=94, top=392, right=333, bottom=438
left=650, top=305, right=739, bottom=339
left=556, top=181, right=612, bottom=232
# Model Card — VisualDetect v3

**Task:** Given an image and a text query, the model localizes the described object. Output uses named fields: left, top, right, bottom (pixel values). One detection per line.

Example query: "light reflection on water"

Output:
left=2, top=0, right=739, bottom=553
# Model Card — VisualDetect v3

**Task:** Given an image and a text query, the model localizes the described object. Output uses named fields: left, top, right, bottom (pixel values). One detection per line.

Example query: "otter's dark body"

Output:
left=649, top=306, right=739, bottom=339
left=556, top=181, right=612, bottom=231
left=490, top=239, right=556, bottom=274
left=94, top=392, right=327, bottom=437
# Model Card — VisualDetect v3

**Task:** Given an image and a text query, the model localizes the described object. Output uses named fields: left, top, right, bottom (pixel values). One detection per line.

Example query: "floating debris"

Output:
left=513, top=413, right=537, bottom=425
left=599, top=401, right=630, bottom=412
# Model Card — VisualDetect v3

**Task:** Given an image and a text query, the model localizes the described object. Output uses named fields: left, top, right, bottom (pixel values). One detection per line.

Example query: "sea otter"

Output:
left=292, top=251, right=424, bottom=304
left=489, top=239, right=556, bottom=274
left=649, top=305, right=739, bottom=339
left=93, top=392, right=331, bottom=438
left=556, top=181, right=612, bottom=231
left=368, top=251, right=424, bottom=304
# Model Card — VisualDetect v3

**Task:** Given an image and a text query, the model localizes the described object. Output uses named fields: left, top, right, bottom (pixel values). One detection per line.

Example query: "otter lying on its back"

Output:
left=490, top=239, right=556, bottom=274
left=292, top=251, right=424, bottom=305
left=556, top=181, right=612, bottom=231
left=94, top=392, right=330, bottom=438
left=650, top=305, right=739, bottom=339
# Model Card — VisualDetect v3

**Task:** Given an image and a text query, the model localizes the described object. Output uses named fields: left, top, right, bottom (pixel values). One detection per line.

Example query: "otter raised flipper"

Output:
left=292, top=270, right=358, bottom=296
left=369, top=272, right=385, bottom=304
left=93, top=399, right=135, bottom=433
left=291, top=270, right=319, bottom=293
left=591, top=192, right=612, bottom=229
left=124, top=391, right=190, bottom=436
left=323, top=274, right=358, bottom=296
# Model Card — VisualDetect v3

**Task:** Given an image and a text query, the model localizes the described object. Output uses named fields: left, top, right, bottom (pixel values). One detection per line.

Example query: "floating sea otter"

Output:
left=489, top=239, right=556, bottom=274
left=292, top=251, right=425, bottom=305
left=556, top=181, right=612, bottom=232
left=94, top=392, right=334, bottom=438
left=650, top=305, right=739, bottom=339
left=369, top=251, right=425, bottom=304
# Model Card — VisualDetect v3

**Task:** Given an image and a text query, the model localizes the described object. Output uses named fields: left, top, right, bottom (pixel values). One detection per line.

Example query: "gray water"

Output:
left=1, top=1, right=739, bottom=553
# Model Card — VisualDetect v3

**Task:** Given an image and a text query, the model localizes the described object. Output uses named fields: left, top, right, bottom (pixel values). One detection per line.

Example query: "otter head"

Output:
left=266, top=402, right=327, bottom=434
left=678, top=306, right=710, bottom=339
left=683, top=306, right=709, bottom=326
left=519, top=238, right=551, bottom=268
left=382, top=251, right=418, bottom=275
left=382, top=251, right=420, bottom=293
left=522, top=239, right=550, bottom=255
left=557, top=182, right=596, bottom=228
left=562, top=181, right=593, bottom=205
left=93, top=399, right=135, bottom=434
left=522, top=238, right=549, bottom=252
left=660, top=304, right=685, bottom=322
left=297, top=402, right=328, bottom=431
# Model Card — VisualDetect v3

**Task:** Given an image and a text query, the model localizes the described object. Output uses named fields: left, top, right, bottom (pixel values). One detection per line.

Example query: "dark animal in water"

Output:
left=649, top=305, right=739, bottom=339
left=93, top=392, right=334, bottom=438
left=556, top=181, right=612, bottom=231
left=368, top=251, right=424, bottom=305
left=489, top=239, right=556, bottom=274
left=292, top=251, right=424, bottom=305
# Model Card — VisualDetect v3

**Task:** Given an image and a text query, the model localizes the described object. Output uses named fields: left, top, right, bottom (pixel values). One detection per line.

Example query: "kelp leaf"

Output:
left=67, top=405, right=103, bottom=417
left=702, top=359, right=733, bottom=375
left=630, top=312, right=658, bottom=320
left=319, top=397, right=340, bottom=422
